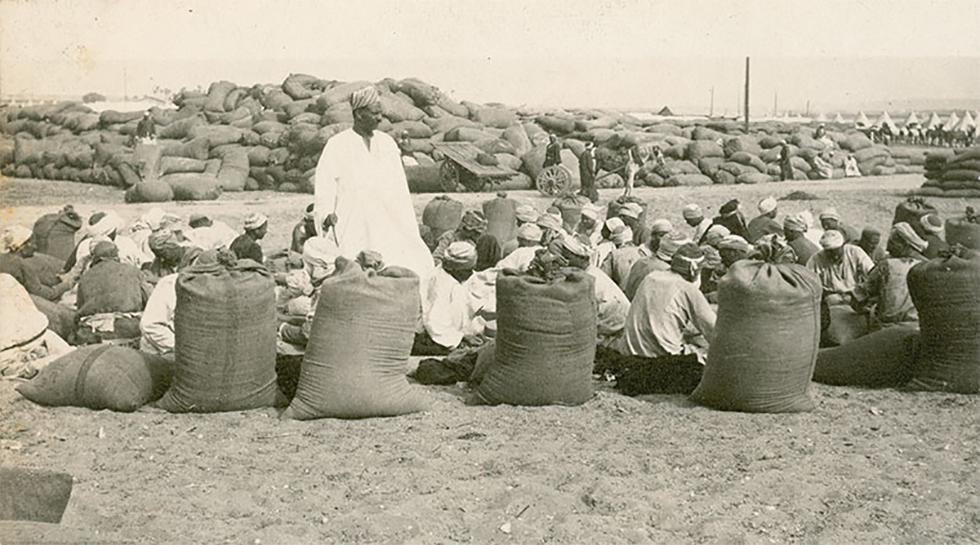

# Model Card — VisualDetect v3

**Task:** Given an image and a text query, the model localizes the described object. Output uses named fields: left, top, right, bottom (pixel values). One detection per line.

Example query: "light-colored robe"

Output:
left=314, top=128, right=433, bottom=278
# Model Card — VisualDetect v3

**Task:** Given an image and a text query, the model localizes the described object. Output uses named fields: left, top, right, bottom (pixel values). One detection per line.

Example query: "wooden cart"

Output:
left=432, top=142, right=517, bottom=192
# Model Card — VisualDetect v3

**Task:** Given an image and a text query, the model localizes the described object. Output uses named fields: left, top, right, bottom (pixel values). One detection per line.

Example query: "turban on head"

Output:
left=2, top=225, right=32, bottom=253
left=799, top=210, right=816, bottom=229
left=284, top=270, right=314, bottom=298
left=920, top=213, right=943, bottom=234
left=580, top=203, right=601, bottom=222
left=188, top=213, right=211, bottom=228
left=611, top=225, right=634, bottom=246
left=820, top=229, right=845, bottom=250
left=703, top=224, right=731, bottom=248
left=460, top=210, right=488, bottom=232
left=670, top=243, right=705, bottom=278
left=604, top=217, right=626, bottom=233
left=719, top=235, right=752, bottom=254
left=244, top=213, right=268, bottom=231
left=758, top=196, right=777, bottom=215
left=657, top=232, right=690, bottom=262
left=783, top=214, right=808, bottom=233
left=302, top=236, right=339, bottom=283
left=442, top=241, right=477, bottom=271
left=87, top=211, right=122, bottom=239
left=650, top=219, right=674, bottom=235
left=515, top=204, right=539, bottom=223
left=517, top=223, right=543, bottom=243
left=618, top=202, right=643, bottom=219
left=682, top=204, right=703, bottom=220
left=819, top=207, right=841, bottom=222
left=891, top=222, right=928, bottom=253
left=349, top=86, right=381, bottom=111
left=304, top=203, right=315, bottom=221
left=701, top=245, right=722, bottom=269
left=148, top=229, right=182, bottom=251
left=719, top=199, right=740, bottom=217
left=552, top=235, right=591, bottom=269
left=536, top=212, right=563, bottom=233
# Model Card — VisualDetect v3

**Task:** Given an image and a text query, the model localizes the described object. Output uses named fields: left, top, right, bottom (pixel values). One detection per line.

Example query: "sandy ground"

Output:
left=1, top=175, right=979, bottom=544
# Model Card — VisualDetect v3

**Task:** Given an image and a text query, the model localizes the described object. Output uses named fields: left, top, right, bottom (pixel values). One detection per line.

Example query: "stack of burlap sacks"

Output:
left=0, top=74, right=917, bottom=198
left=918, top=147, right=980, bottom=198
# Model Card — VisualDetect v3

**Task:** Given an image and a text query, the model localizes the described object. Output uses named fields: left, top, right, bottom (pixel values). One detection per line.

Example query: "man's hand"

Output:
left=323, top=213, right=338, bottom=230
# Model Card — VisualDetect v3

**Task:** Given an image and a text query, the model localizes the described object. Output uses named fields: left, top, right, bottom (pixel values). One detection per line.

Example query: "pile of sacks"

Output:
left=918, top=147, right=980, bottom=198
left=1, top=75, right=917, bottom=197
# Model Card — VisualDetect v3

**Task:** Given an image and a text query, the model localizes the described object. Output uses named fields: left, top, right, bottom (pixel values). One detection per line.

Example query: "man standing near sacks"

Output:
left=314, top=86, right=433, bottom=279
left=578, top=142, right=599, bottom=203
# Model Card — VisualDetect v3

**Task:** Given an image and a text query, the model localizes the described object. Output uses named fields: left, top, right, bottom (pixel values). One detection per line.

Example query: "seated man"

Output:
left=230, top=213, right=268, bottom=263
left=704, top=199, right=750, bottom=242
left=433, top=210, right=501, bottom=272
left=0, top=273, right=72, bottom=379
left=746, top=196, right=782, bottom=243
left=496, top=223, right=544, bottom=273
left=139, top=248, right=218, bottom=358
left=184, top=213, right=237, bottom=251
left=64, top=211, right=138, bottom=275
left=919, top=213, right=948, bottom=259
left=142, top=229, right=194, bottom=285
left=617, top=202, right=649, bottom=247
left=623, top=231, right=687, bottom=301
left=575, top=203, right=603, bottom=247
left=818, top=207, right=860, bottom=243
left=290, top=204, right=318, bottom=254
left=276, top=236, right=341, bottom=355
left=0, top=225, right=76, bottom=301
left=416, top=241, right=486, bottom=355
left=850, top=223, right=927, bottom=330
left=783, top=214, right=820, bottom=265
left=76, top=241, right=153, bottom=344
left=682, top=204, right=712, bottom=244
left=601, top=221, right=646, bottom=291
left=856, top=228, right=887, bottom=263
left=807, top=230, right=874, bottom=305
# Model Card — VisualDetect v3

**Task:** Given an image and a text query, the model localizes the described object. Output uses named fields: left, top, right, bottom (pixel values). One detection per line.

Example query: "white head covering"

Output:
left=350, top=86, right=381, bottom=110
left=604, top=217, right=626, bottom=233
left=302, top=236, right=339, bottom=283
left=244, top=213, right=268, bottom=231
left=618, top=202, right=643, bottom=219
left=443, top=241, right=478, bottom=270
left=517, top=223, right=543, bottom=243
left=2, top=226, right=33, bottom=253
left=758, top=196, right=777, bottom=215
left=920, top=214, right=943, bottom=234
left=891, top=222, right=928, bottom=253
left=682, top=204, right=703, bottom=220
left=580, top=203, right=601, bottom=222
left=650, top=219, right=674, bottom=235
left=516, top=204, right=539, bottom=223
left=87, top=211, right=122, bottom=239
left=611, top=225, right=634, bottom=246
left=820, top=230, right=845, bottom=250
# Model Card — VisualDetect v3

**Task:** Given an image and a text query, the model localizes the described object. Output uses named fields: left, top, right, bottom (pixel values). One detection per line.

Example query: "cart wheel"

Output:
left=440, top=161, right=462, bottom=192
left=536, top=165, right=572, bottom=196
left=460, top=171, right=488, bottom=192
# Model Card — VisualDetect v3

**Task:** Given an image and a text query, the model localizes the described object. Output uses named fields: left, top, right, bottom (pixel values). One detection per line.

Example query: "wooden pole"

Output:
left=744, top=57, right=750, bottom=131
left=709, top=87, right=714, bottom=117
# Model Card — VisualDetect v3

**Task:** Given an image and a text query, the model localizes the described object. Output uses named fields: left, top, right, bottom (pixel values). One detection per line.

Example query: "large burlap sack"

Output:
left=502, top=124, right=533, bottom=157
left=906, top=247, right=980, bottom=393
left=157, top=256, right=280, bottom=412
left=535, top=115, right=576, bottom=135
left=157, top=115, right=205, bottom=139
left=396, top=78, right=441, bottom=107
left=158, top=156, right=207, bottom=175
left=16, top=345, right=172, bottom=412
left=422, top=195, right=463, bottom=237
left=188, top=125, right=244, bottom=147
left=124, top=180, right=174, bottom=203
left=686, top=140, right=724, bottom=162
left=282, top=73, right=323, bottom=100
left=813, top=325, right=919, bottom=387
left=665, top=173, right=713, bottom=187
left=472, top=107, right=516, bottom=129
left=691, top=258, right=822, bottom=413
left=945, top=208, right=980, bottom=250
left=379, top=94, right=426, bottom=122
left=476, top=271, right=596, bottom=406
left=205, top=81, right=236, bottom=112
left=158, top=137, right=209, bottom=161
left=483, top=192, right=518, bottom=248
left=736, top=172, right=773, bottom=185
left=894, top=198, right=937, bottom=232
left=31, top=208, right=81, bottom=263
left=282, top=260, right=428, bottom=419
left=98, top=110, right=143, bottom=125
left=162, top=173, right=222, bottom=201
left=214, top=145, right=249, bottom=191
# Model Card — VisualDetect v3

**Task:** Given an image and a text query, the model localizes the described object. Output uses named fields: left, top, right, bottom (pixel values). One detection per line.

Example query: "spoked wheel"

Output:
left=440, top=161, right=462, bottom=192
left=460, top=171, right=488, bottom=192
left=536, top=165, right=572, bottom=196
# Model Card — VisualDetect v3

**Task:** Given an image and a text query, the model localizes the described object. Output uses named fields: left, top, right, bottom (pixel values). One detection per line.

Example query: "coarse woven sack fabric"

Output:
left=691, top=260, right=822, bottom=413
left=422, top=195, right=464, bottom=238
left=482, top=193, right=518, bottom=249
left=906, top=248, right=980, bottom=393
left=476, top=270, right=596, bottom=406
left=156, top=257, right=279, bottom=412
left=813, top=325, right=919, bottom=387
left=283, top=258, right=429, bottom=419
left=17, top=345, right=173, bottom=412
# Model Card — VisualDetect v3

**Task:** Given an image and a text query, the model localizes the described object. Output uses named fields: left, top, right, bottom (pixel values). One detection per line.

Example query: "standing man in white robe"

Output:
left=314, top=86, right=433, bottom=279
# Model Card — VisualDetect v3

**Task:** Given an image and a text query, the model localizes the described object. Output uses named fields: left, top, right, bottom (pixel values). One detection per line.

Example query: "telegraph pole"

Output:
left=709, top=86, right=715, bottom=117
left=123, top=68, right=129, bottom=101
left=744, top=57, right=750, bottom=131
left=773, top=91, right=778, bottom=118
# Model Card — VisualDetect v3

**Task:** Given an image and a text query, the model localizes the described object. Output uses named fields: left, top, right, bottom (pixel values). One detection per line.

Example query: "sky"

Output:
left=1, top=0, right=978, bottom=114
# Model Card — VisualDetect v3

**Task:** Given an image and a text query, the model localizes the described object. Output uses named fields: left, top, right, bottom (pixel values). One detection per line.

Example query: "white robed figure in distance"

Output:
left=313, top=86, right=434, bottom=279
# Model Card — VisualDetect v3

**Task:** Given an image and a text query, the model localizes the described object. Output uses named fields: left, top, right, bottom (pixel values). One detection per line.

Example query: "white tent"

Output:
left=925, top=112, right=943, bottom=129
left=815, top=112, right=828, bottom=123
left=944, top=112, right=961, bottom=131
left=833, top=113, right=846, bottom=124
left=954, top=111, right=975, bottom=132
left=855, top=111, right=871, bottom=128
left=875, top=111, right=899, bottom=133
left=903, top=112, right=921, bottom=127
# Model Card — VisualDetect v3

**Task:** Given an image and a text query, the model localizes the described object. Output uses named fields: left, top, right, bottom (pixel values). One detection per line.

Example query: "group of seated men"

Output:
left=0, top=193, right=950, bottom=383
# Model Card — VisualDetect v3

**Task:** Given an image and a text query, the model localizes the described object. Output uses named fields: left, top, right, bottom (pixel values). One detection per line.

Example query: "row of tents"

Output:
left=815, top=111, right=978, bottom=133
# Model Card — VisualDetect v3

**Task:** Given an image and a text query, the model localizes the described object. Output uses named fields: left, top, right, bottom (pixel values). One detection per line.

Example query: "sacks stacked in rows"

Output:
left=16, top=346, right=173, bottom=412
left=282, top=259, right=429, bottom=419
left=156, top=256, right=281, bottom=412
left=475, top=270, right=596, bottom=406
left=691, top=255, right=823, bottom=413
left=917, top=147, right=980, bottom=198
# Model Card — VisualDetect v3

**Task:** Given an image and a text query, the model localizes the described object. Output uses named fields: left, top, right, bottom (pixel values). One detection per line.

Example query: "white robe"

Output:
left=421, top=267, right=486, bottom=349
left=314, top=129, right=434, bottom=279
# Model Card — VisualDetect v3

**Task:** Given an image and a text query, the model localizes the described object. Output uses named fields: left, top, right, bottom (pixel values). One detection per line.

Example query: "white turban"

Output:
left=820, top=230, right=845, bottom=250
left=2, top=226, right=32, bottom=253
left=303, top=236, right=339, bottom=283
left=350, top=86, right=381, bottom=111
left=517, top=223, right=543, bottom=243
left=244, top=213, right=268, bottom=231
left=758, top=196, right=777, bottom=215
left=443, top=241, right=478, bottom=270
left=87, top=211, right=122, bottom=239
left=580, top=203, right=601, bottom=222
left=682, top=204, right=703, bottom=220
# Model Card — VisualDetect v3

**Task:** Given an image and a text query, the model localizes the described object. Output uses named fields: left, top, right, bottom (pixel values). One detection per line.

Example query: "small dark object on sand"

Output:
left=779, top=191, right=820, bottom=201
